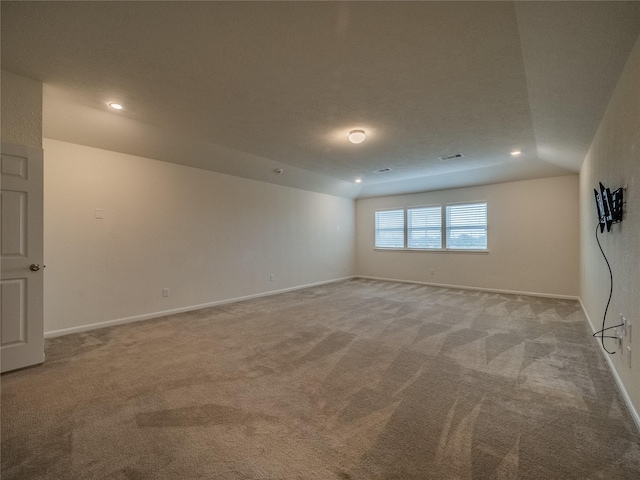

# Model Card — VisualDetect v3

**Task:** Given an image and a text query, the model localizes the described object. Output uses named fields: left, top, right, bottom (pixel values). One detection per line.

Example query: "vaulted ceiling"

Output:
left=2, top=1, right=639, bottom=198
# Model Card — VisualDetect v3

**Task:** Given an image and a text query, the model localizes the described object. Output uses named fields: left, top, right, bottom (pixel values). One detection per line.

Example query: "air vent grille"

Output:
left=439, top=153, right=464, bottom=161
left=372, top=167, right=393, bottom=174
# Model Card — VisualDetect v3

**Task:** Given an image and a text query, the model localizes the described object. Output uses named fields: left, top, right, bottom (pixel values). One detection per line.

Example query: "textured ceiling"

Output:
left=2, top=1, right=639, bottom=198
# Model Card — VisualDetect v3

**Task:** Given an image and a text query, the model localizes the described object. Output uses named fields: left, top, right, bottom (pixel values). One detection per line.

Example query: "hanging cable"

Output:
left=592, top=223, right=618, bottom=354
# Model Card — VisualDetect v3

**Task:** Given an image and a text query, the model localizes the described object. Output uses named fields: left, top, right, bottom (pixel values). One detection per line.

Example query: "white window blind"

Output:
left=375, top=209, right=405, bottom=248
left=445, top=203, right=487, bottom=250
left=407, top=206, right=442, bottom=249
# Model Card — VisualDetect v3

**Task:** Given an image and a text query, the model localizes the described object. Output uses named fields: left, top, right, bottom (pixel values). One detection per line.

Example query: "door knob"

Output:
left=29, top=264, right=43, bottom=272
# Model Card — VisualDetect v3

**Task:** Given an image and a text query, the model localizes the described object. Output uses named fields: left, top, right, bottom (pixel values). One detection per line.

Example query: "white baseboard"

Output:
left=44, top=276, right=354, bottom=339
left=579, top=298, right=640, bottom=433
left=43, top=276, right=639, bottom=433
left=45, top=275, right=573, bottom=339
left=354, top=275, right=579, bottom=301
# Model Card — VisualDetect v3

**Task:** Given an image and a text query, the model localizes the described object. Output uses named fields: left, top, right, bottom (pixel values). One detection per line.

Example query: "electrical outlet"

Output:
left=430, top=269, right=435, bottom=276
left=162, top=288, right=169, bottom=297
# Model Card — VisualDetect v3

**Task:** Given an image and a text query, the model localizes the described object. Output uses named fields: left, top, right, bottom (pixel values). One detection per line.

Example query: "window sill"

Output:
left=374, top=248, right=489, bottom=254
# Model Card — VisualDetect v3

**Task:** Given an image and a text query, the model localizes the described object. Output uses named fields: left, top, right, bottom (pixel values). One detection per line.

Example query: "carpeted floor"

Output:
left=2, top=279, right=639, bottom=479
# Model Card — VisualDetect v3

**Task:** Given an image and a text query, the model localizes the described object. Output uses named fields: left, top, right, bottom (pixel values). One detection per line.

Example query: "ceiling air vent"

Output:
left=439, top=153, right=464, bottom=161
left=372, top=167, right=393, bottom=174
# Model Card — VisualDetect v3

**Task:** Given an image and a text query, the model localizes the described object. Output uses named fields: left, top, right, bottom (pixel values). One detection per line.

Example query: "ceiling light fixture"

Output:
left=355, top=178, right=362, bottom=184
left=510, top=150, right=522, bottom=156
left=348, top=129, right=366, bottom=144
left=108, top=103, right=124, bottom=110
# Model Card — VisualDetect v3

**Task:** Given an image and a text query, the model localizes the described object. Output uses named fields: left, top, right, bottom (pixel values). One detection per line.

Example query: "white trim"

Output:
left=355, top=275, right=579, bottom=300
left=374, top=248, right=489, bottom=254
left=44, top=276, right=354, bottom=339
left=579, top=298, right=640, bottom=433
left=375, top=202, right=488, bottom=251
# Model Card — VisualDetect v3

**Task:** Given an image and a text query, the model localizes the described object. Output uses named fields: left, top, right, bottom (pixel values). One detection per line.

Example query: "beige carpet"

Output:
left=2, top=279, right=639, bottom=479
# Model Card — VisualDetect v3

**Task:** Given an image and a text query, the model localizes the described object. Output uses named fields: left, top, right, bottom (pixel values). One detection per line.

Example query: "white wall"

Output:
left=43, top=139, right=355, bottom=335
left=580, top=34, right=640, bottom=421
left=1, top=70, right=42, bottom=147
left=356, top=175, right=580, bottom=297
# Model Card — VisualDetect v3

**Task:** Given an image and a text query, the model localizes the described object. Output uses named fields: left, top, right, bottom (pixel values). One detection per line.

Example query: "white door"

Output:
left=1, top=143, right=44, bottom=372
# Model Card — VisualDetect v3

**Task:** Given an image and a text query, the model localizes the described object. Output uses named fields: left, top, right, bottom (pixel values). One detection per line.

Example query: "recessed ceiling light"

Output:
left=108, top=103, right=123, bottom=110
left=510, top=150, right=522, bottom=156
left=348, top=129, right=366, bottom=144
left=355, top=178, right=362, bottom=183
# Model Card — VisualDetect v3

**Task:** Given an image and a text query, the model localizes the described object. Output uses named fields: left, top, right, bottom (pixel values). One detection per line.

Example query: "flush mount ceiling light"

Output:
left=355, top=178, right=362, bottom=184
left=108, top=103, right=123, bottom=110
left=510, top=150, right=522, bottom=156
left=348, top=129, right=366, bottom=144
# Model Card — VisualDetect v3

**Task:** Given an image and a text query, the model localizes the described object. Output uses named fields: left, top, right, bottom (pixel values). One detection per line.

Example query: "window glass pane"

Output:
left=375, top=209, right=405, bottom=248
left=407, top=206, right=441, bottom=249
left=446, top=203, right=487, bottom=249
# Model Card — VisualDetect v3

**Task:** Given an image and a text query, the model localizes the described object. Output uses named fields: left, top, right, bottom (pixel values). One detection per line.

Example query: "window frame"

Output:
left=373, top=201, right=488, bottom=253
left=374, top=208, right=406, bottom=249
left=406, top=204, right=443, bottom=250
left=444, top=201, right=488, bottom=251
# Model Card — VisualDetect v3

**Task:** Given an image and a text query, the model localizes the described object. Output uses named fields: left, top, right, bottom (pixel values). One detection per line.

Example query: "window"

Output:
left=375, top=209, right=405, bottom=248
left=407, top=206, right=442, bottom=249
left=445, top=203, right=487, bottom=250
left=374, top=202, right=487, bottom=251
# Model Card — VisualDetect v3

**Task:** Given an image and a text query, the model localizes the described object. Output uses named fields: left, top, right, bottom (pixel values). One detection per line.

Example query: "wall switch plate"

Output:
left=270, top=274, right=275, bottom=282
left=627, top=346, right=632, bottom=368
left=95, top=208, right=105, bottom=219
left=162, top=288, right=169, bottom=297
